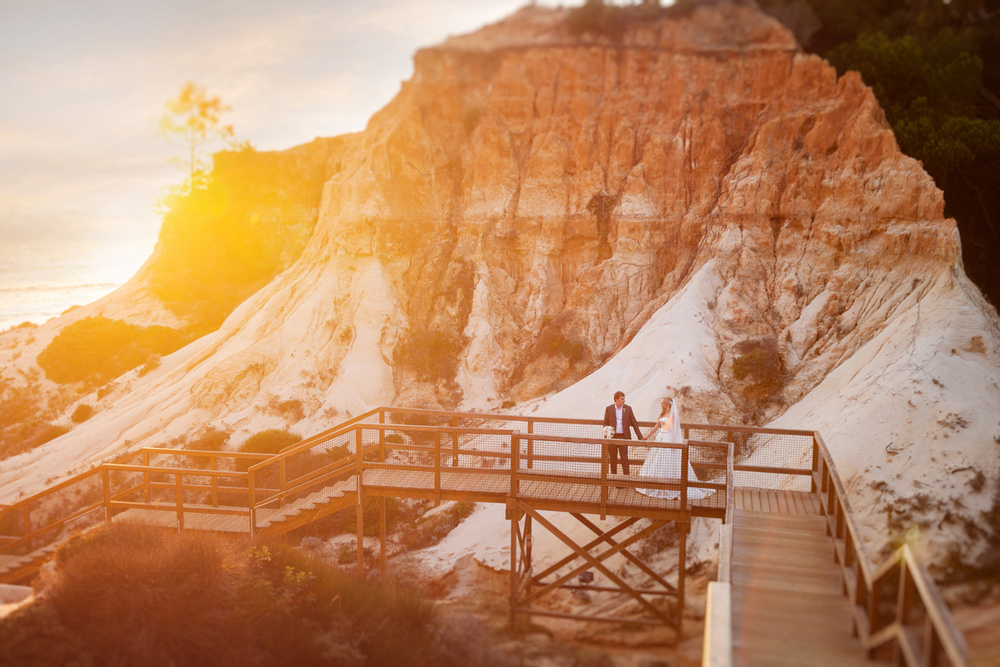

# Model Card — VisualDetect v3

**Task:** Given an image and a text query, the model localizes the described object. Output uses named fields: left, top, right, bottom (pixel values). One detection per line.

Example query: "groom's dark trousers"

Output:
left=602, top=404, right=642, bottom=475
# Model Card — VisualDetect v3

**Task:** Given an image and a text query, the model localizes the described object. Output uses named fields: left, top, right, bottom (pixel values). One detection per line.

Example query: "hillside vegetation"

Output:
left=151, top=136, right=355, bottom=333
left=0, top=522, right=506, bottom=667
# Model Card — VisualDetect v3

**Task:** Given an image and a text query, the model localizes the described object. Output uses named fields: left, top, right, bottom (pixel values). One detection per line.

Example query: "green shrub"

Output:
left=150, top=141, right=337, bottom=333
left=185, top=427, right=231, bottom=452
left=732, top=336, right=783, bottom=386
left=0, top=522, right=500, bottom=667
left=37, top=317, right=191, bottom=385
left=71, top=404, right=95, bottom=424
left=568, top=0, right=628, bottom=42
left=394, top=327, right=466, bottom=382
left=267, top=397, right=305, bottom=422
left=235, top=429, right=301, bottom=472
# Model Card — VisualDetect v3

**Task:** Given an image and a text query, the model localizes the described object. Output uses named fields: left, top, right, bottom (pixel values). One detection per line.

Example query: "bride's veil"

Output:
left=665, top=398, right=683, bottom=443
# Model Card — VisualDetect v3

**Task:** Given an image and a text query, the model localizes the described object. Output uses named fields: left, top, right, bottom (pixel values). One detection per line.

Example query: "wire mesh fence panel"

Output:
left=685, top=425, right=813, bottom=491
left=0, top=470, right=107, bottom=557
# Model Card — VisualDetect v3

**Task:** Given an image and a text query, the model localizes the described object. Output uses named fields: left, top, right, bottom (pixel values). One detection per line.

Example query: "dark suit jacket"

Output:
left=603, top=404, right=643, bottom=439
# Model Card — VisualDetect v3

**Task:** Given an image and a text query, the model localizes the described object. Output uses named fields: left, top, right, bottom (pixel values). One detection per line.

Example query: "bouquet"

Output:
left=602, top=425, right=614, bottom=439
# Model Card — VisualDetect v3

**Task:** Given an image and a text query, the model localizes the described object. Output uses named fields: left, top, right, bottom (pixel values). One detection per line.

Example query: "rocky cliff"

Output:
left=1, top=3, right=998, bottom=576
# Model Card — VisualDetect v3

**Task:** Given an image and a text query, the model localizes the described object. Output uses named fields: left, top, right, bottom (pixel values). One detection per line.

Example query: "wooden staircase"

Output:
left=730, top=509, right=884, bottom=666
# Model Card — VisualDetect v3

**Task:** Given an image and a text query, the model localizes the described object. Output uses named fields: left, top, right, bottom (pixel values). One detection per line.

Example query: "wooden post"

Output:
left=175, top=473, right=184, bottom=532
left=923, top=613, right=941, bottom=667
left=248, top=467, right=256, bottom=539
left=356, top=497, right=365, bottom=575
left=102, top=467, right=111, bottom=524
left=526, top=420, right=533, bottom=469
left=510, top=433, right=520, bottom=498
left=678, top=523, right=687, bottom=639
left=210, top=457, right=219, bottom=507
left=278, top=458, right=286, bottom=509
left=811, top=435, right=820, bottom=493
left=356, top=426, right=365, bottom=576
left=142, top=450, right=151, bottom=503
left=380, top=497, right=387, bottom=585
left=680, top=443, right=689, bottom=510
left=525, top=514, right=533, bottom=593
left=600, top=442, right=608, bottom=520
left=434, top=431, right=441, bottom=504
left=451, top=416, right=459, bottom=467
left=509, top=501, right=519, bottom=634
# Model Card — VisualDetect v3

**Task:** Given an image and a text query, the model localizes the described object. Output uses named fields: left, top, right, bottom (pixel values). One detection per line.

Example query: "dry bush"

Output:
left=397, top=501, right=476, bottom=552
left=1, top=522, right=508, bottom=666
left=235, top=428, right=301, bottom=472
left=70, top=404, right=95, bottom=423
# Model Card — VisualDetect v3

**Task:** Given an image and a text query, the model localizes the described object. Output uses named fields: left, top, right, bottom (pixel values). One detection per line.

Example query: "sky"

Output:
left=0, top=0, right=543, bottom=316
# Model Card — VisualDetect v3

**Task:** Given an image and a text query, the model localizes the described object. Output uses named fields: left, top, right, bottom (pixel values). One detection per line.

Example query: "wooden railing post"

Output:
left=356, top=426, right=365, bottom=576
left=510, top=433, right=520, bottom=498
left=680, top=443, right=689, bottom=510
left=451, top=416, right=459, bottom=467
left=278, top=458, right=287, bottom=509
left=175, top=473, right=184, bottom=532
left=102, top=467, right=111, bottom=524
left=600, top=439, right=608, bottom=519
left=811, top=435, right=820, bottom=493
left=210, top=457, right=219, bottom=507
left=142, top=450, right=151, bottom=503
left=248, top=467, right=256, bottom=539
left=434, top=431, right=442, bottom=503
left=527, top=419, right=534, bottom=469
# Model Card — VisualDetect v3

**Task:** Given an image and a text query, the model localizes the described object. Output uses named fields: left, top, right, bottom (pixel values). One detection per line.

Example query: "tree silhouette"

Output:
left=158, top=82, right=234, bottom=191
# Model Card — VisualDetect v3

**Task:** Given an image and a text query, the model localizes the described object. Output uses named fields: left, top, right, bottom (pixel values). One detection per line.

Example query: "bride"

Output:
left=636, top=396, right=715, bottom=500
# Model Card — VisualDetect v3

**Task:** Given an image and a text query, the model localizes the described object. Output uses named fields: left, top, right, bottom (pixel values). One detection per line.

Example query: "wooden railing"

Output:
left=0, top=404, right=970, bottom=667
left=703, top=444, right=735, bottom=667
left=812, top=433, right=969, bottom=667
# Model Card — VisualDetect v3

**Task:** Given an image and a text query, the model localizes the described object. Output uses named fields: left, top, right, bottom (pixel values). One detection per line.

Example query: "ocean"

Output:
left=0, top=225, right=158, bottom=332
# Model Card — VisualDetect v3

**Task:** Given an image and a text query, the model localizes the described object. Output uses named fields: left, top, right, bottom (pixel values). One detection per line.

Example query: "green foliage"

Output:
left=535, top=327, right=586, bottom=364
left=0, top=522, right=499, bottom=666
left=70, top=404, right=94, bottom=424
left=397, top=501, right=476, bottom=552
left=759, top=0, right=1000, bottom=306
left=37, top=317, right=191, bottom=385
left=267, top=397, right=305, bottom=422
left=235, top=429, right=302, bottom=472
left=0, top=376, right=68, bottom=459
left=184, top=426, right=231, bottom=452
left=731, top=336, right=785, bottom=416
left=394, top=327, right=466, bottom=382
left=568, top=0, right=628, bottom=42
left=158, top=81, right=235, bottom=188
left=828, top=30, right=1000, bottom=175
left=151, top=141, right=335, bottom=332
left=732, top=336, right=783, bottom=383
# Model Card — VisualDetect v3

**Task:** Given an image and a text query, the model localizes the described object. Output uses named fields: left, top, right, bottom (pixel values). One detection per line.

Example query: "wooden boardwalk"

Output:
left=729, top=489, right=881, bottom=666
left=2, top=407, right=970, bottom=666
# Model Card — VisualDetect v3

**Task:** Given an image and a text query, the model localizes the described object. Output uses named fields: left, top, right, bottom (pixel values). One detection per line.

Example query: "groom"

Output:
left=602, top=390, right=643, bottom=475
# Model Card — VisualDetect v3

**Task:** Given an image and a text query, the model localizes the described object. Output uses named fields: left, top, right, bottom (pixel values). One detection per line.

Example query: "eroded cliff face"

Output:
left=301, top=3, right=956, bottom=418
left=2, top=4, right=997, bottom=573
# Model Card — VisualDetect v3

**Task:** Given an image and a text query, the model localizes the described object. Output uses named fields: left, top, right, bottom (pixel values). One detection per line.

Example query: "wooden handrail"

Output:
left=702, top=443, right=736, bottom=667
left=812, top=432, right=968, bottom=666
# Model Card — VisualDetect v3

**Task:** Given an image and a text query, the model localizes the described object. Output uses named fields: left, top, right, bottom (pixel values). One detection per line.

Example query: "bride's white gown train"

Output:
left=636, top=404, right=715, bottom=501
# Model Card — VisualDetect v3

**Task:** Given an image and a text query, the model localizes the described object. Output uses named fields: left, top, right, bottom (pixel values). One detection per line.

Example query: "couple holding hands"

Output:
left=601, top=390, right=713, bottom=500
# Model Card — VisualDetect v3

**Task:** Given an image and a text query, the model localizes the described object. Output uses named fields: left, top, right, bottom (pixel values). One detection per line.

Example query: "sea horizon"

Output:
left=0, top=223, right=157, bottom=332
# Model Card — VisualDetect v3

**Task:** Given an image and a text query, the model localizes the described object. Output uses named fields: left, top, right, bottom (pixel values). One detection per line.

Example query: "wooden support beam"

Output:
left=517, top=502, right=671, bottom=626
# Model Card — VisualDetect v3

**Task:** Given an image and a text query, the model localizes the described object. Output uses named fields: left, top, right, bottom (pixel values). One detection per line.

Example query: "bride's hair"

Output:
left=659, top=396, right=673, bottom=418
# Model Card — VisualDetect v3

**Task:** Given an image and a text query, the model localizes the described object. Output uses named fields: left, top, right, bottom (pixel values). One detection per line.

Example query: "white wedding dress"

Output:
left=636, top=402, right=715, bottom=500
